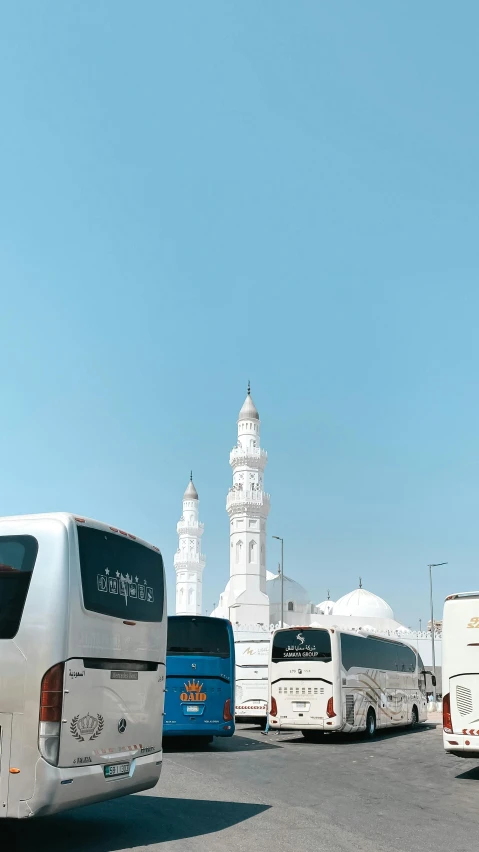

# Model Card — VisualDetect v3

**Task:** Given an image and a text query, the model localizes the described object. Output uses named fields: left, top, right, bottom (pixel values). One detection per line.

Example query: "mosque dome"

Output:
left=183, top=474, right=198, bottom=500
left=238, top=384, right=259, bottom=421
left=332, top=587, right=394, bottom=620
left=317, top=599, right=335, bottom=615
left=266, top=574, right=310, bottom=606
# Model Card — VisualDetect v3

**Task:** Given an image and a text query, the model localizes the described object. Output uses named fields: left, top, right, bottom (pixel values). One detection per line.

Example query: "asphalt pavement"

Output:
left=5, top=717, right=479, bottom=852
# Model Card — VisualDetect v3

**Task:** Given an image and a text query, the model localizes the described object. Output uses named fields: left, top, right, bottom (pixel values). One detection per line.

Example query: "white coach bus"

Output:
left=0, top=513, right=166, bottom=818
left=443, top=592, right=479, bottom=758
left=268, top=626, right=428, bottom=740
left=234, top=630, right=270, bottom=723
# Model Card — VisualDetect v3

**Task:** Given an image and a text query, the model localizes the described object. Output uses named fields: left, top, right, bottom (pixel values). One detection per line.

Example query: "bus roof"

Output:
left=271, top=624, right=418, bottom=651
left=445, top=591, right=479, bottom=601
left=0, top=512, right=161, bottom=553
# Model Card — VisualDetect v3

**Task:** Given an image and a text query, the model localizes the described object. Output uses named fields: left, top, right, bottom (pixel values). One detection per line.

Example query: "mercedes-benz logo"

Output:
left=118, top=718, right=127, bottom=734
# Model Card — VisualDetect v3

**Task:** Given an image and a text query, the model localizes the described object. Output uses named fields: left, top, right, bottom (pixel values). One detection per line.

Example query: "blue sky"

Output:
left=1, top=1, right=478, bottom=627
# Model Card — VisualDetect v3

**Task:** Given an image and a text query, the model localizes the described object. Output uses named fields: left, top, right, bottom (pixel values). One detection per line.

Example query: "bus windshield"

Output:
left=167, top=616, right=230, bottom=657
left=0, top=535, right=39, bottom=639
left=272, top=629, right=332, bottom=662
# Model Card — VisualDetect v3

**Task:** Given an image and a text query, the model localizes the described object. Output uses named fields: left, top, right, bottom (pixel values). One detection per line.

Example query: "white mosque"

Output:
left=173, top=385, right=441, bottom=674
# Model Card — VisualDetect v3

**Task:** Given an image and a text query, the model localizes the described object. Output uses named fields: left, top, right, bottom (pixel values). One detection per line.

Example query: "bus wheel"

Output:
left=410, top=705, right=419, bottom=728
left=365, top=709, right=376, bottom=738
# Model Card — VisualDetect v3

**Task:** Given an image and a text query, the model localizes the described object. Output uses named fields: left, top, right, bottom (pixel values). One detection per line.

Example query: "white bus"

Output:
left=0, top=512, right=167, bottom=818
left=268, top=626, right=427, bottom=740
left=442, top=592, right=479, bottom=758
left=234, top=630, right=270, bottom=723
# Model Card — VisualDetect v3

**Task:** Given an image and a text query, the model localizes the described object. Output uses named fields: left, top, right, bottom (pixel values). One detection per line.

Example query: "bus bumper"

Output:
left=163, top=724, right=234, bottom=737
left=235, top=704, right=267, bottom=720
left=444, top=731, right=479, bottom=757
left=269, top=719, right=342, bottom=732
left=12, top=751, right=162, bottom=818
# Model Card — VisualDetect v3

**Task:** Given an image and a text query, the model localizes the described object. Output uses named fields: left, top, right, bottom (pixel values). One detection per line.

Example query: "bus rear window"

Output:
left=272, top=629, right=332, bottom=662
left=0, top=535, right=38, bottom=639
left=167, top=616, right=230, bottom=657
left=77, top=526, right=164, bottom=622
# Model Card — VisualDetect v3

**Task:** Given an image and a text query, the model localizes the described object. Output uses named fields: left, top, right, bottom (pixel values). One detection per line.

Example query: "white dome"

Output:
left=266, top=574, right=310, bottom=606
left=332, top=588, right=394, bottom=620
left=317, top=600, right=335, bottom=615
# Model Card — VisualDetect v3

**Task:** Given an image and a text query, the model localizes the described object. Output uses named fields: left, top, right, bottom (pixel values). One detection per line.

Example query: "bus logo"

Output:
left=180, top=680, right=207, bottom=702
left=297, top=633, right=305, bottom=645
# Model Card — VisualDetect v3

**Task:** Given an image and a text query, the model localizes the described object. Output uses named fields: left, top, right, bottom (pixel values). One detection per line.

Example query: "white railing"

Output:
left=226, top=490, right=271, bottom=512
left=176, top=521, right=204, bottom=536
left=173, top=554, right=206, bottom=568
left=229, top=447, right=268, bottom=468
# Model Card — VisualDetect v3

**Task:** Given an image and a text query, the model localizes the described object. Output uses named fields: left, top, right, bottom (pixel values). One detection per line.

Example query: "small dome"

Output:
left=332, top=588, right=394, bottom=620
left=266, top=574, right=310, bottom=606
left=183, top=475, right=198, bottom=500
left=238, top=385, right=259, bottom=421
left=317, top=599, right=335, bottom=615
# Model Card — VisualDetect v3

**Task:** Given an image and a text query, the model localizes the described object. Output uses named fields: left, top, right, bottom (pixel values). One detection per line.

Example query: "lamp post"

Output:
left=273, top=536, right=284, bottom=628
left=428, top=562, right=447, bottom=701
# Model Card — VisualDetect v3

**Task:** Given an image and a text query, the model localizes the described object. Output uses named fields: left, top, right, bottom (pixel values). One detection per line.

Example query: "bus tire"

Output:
left=365, top=709, right=376, bottom=738
left=410, top=705, right=419, bottom=728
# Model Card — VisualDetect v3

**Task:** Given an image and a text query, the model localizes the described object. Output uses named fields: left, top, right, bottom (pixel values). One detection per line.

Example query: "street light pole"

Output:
left=428, top=562, right=447, bottom=701
left=273, top=536, right=284, bottom=628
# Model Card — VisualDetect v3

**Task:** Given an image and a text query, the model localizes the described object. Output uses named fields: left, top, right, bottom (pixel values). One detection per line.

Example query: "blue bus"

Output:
left=164, top=615, right=235, bottom=742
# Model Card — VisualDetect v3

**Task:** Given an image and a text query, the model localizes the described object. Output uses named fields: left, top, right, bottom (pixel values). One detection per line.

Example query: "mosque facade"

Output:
left=175, top=386, right=442, bottom=678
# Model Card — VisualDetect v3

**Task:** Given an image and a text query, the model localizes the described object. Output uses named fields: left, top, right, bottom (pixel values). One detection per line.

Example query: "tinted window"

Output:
left=78, top=526, right=164, bottom=622
left=341, top=634, right=416, bottom=672
left=397, top=644, right=416, bottom=672
left=272, top=629, right=331, bottom=662
left=167, top=616, right=230, bottom=657
left=0, top=535, right=38, bottom=639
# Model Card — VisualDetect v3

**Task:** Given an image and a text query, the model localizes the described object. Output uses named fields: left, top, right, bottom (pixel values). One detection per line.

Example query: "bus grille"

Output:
left=278, top=686, right=325, bottom=696
left=346, top=695, right=355, bottom=725
left=456, top=685, right=473, bottom=716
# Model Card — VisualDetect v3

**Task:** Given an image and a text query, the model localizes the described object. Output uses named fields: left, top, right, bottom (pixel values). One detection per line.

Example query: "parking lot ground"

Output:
left=5, top=718, right=479, bottom=852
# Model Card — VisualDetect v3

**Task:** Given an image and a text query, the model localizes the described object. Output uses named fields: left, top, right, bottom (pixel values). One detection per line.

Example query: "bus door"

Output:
left=0, top=715, right=12, bottom=816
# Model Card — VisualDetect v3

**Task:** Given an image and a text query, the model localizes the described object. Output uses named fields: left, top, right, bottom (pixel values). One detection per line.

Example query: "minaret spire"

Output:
left=174, top=474, right=205, bottom=615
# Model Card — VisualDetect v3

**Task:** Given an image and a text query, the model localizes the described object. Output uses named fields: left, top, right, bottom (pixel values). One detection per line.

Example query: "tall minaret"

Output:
left=174, top=473, right=205, bottom=615
left=225, top=383, right=270, bottom=627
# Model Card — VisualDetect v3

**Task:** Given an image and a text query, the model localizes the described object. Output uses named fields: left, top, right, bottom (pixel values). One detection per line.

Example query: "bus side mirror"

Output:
left=421, top=670, right=437, bottom=687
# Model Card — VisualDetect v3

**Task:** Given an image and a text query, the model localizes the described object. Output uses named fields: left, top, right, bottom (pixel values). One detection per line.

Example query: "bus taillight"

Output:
left=270, top=697, right=278, bottom=717
left=39, top=663, right=64, bottom=765
left=326, top=697, right=336, bottom=718
left=223, top=699, right=233, bottom=721
left=443, top=693, right=452, bottom=733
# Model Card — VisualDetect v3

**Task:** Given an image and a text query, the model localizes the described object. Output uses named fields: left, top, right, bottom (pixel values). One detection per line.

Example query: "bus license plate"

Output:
left=293, top=702, right=307, bottom=710
left=186, top=705, right=200, bottom=713
left=104, top=762, right=129, bottom=778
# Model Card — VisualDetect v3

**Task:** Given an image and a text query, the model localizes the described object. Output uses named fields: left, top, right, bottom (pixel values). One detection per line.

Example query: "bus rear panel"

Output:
left=0, top=513, right=167, bottom=819
left=443, top=593, right=479, bottom=758
left=164, top=616, right=235, bottom=739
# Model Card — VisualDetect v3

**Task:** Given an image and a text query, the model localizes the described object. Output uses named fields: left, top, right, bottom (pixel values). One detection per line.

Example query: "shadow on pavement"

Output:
left=4, top=794, right=271, bottom=851
left=455, top=765, right=479, bottom=781
left=163, top=733, right=280, bottom=753
left=274, top=722, right=438, bottom=746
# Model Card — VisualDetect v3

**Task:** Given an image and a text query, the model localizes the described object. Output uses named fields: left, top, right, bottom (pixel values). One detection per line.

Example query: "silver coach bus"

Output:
left=0, top=513, right=166, bottom=818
